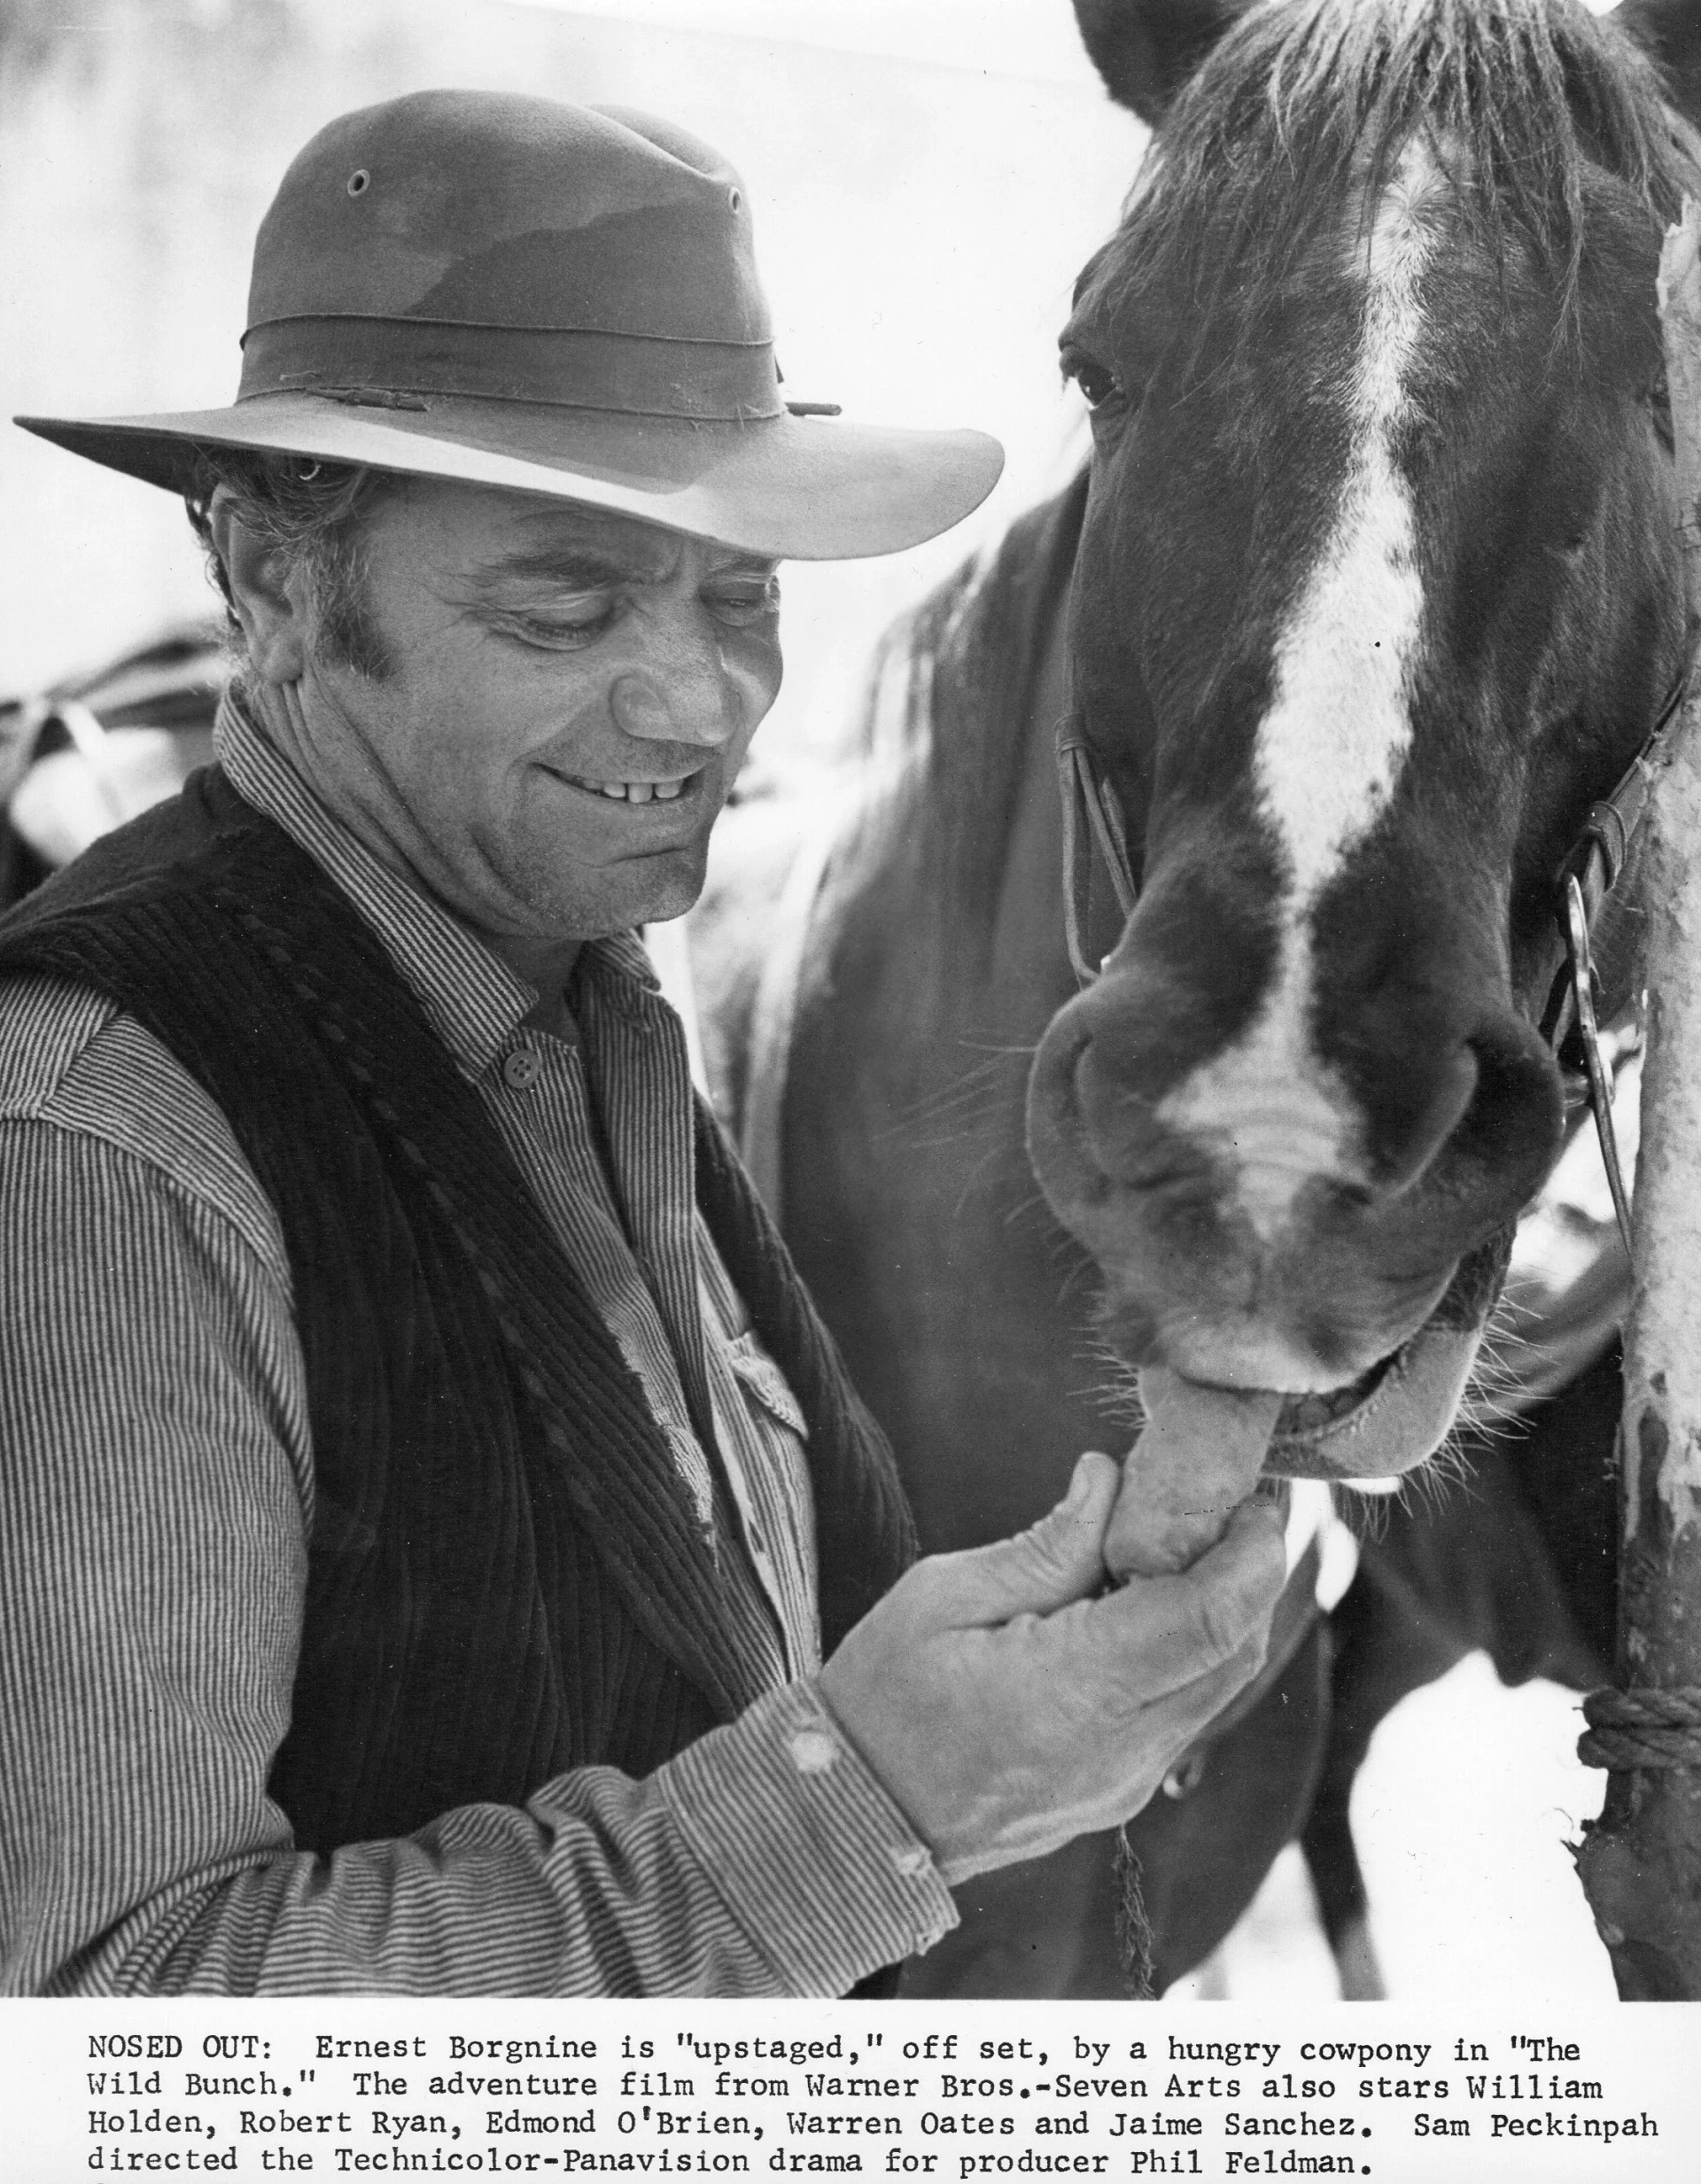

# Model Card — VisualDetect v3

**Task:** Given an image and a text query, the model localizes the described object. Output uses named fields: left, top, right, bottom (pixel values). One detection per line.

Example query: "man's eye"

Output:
left=501, top=599, right=617, bottom=648
left=707, top=578, right=781, bottom=626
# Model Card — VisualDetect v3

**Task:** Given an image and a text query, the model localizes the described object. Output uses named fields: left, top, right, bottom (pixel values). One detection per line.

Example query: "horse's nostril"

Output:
left=1445, top=1014, right=1568, bottom=1217
left=1375, top=1044, right=1480, bottom=1199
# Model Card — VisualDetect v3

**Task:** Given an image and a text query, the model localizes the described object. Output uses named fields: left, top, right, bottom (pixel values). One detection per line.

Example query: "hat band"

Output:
left=238, top=315, right=785, bottom=422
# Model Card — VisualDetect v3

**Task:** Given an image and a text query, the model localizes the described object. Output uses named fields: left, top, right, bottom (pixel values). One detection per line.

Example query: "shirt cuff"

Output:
left=656, top=1681, right=958, bottom=1995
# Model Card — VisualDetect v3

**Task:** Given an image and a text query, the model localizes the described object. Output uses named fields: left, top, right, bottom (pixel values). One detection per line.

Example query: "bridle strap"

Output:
left=1560, top=872, right=1634, bottom=1244
left=1539, top=652, right=1697, bottom=1253
left=1056, top=711, right=1138, bottom=987
left=1541, top=666, right=1690, bottom=1047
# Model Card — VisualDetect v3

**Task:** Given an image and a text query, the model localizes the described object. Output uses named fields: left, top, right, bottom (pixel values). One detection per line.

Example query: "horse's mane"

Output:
left=1114, top=0, right=1689, bottom=332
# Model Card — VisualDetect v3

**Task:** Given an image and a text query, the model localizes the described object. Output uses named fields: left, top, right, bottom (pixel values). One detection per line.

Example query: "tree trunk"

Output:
left=1573, top=200, right=1701, bottom=2001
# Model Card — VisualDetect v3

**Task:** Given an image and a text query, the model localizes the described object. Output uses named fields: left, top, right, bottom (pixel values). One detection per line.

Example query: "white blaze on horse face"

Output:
left=1159, top=143, right=1440, bottom=1246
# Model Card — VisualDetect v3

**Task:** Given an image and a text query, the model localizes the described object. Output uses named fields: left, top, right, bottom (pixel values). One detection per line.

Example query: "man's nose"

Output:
left=609, top=654, right=735, bottom=750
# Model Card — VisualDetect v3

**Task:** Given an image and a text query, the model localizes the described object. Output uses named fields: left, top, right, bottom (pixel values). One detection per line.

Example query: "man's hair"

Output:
left=184, top=449, right=398, bottom=679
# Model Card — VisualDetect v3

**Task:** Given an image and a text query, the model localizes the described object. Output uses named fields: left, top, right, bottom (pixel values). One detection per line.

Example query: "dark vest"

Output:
left=0, top=768, right=915, bottom=1858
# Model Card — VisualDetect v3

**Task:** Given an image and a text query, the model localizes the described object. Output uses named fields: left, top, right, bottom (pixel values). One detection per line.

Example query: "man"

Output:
left=0, top=89, right=1281, bottom=1996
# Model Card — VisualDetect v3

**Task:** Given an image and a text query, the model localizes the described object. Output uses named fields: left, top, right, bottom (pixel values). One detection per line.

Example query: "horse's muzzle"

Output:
left=1026, top=966, right=1563, bottom=1415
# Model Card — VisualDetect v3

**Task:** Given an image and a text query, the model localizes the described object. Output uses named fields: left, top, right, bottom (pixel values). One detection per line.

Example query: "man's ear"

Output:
left=1071, top=0, right=1260, bottom=124
left=1616, top=0, right=1701, bottom=131
left=206, top=486, right=309, bottom=684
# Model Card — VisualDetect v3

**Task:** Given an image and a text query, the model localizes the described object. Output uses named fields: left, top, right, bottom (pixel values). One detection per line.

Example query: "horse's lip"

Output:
left=1138, top=1226, right=1517, bottom=1477
left=1259, top=1317, right=1482, bottom=1481
left=1144, top=1353, right=1402, bottom=1459
left=1271, top=1355, right=1397, bottom=1437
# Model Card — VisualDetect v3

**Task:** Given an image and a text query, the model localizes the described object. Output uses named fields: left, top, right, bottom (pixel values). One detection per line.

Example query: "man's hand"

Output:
left=818, top=1451, right=1285, bottom=1885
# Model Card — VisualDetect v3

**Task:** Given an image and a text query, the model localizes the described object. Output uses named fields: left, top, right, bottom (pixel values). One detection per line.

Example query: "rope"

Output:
left=1578, top=1686, right=1701, bottom=1771
left=1115, top=1825, right=1157, bottom=2000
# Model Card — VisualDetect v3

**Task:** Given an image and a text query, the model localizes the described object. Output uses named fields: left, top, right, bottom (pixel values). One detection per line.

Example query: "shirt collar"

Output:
left=213, top=688, right=658, bottom=1081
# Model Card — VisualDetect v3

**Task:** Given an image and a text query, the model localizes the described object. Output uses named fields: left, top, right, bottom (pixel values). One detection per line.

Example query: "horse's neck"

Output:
left=804, top=562, right=1076, bottom=1110
left=780, top=578, right=1123, bottom=1547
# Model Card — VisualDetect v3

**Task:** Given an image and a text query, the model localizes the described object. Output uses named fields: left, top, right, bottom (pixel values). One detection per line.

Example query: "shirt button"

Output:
left=502, top=1047, right=544, bottom=1091
left=788, top=1729, right=839, bottom=1776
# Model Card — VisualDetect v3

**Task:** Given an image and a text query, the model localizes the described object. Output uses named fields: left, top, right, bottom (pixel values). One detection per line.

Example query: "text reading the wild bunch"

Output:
left=63, top=2024, right=1677, bottom=2180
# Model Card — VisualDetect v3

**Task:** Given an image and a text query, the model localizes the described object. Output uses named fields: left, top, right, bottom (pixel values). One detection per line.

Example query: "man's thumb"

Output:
left=930, top=1450, right=1120, bottom=1624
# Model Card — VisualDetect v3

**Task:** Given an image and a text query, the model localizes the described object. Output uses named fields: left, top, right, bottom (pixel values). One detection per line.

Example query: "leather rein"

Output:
left=1055, top=651, right=1697, bottom=1255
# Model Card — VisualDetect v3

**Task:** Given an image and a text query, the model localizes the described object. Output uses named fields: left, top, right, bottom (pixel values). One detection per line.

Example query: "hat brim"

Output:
left=15, top=392, right=1003, bottom=562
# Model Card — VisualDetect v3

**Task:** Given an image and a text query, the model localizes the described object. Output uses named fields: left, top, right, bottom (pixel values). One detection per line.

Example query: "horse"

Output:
left=693, top=0, right=1701, bottom=1995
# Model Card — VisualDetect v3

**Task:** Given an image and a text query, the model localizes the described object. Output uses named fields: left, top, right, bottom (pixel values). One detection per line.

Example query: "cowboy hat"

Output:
left=16, top=89, right=1003, bottom=561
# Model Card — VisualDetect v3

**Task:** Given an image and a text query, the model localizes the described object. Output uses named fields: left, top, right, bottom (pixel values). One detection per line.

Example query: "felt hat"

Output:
left=16, top=89, right=1003, bottom=560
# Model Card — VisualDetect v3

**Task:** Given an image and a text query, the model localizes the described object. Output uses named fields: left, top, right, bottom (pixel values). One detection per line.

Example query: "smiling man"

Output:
left=208, top=480, right=783, bottom=986
left=0, top=89, right=1282, bottom=1996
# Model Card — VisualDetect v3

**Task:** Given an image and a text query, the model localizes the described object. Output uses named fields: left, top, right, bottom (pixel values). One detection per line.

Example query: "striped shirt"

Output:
left=0, top=696, right=953, bottom=1996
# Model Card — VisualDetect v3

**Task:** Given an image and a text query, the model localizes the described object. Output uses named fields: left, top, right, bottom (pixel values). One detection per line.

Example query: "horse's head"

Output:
left=1028, top=0, right=1701, bottom=1468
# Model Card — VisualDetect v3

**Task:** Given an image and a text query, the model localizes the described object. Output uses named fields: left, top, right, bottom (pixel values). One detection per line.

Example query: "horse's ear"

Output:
left=1071, top=0, right=1259, bottom=123
left=1616, top=0, right=1701, bottom=128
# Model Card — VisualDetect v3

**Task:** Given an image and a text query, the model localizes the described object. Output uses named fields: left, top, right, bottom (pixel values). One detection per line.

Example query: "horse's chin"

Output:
left=1146, top=1226, right=1516, bottom=1484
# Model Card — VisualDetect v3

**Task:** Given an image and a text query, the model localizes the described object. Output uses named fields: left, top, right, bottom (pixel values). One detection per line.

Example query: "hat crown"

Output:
left=245, top=89, right=769, bottom=345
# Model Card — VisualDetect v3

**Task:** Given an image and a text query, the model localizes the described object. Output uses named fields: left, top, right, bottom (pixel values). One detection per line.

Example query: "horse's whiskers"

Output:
left=882, top=1047, right=1030, bottom=1139
left=1454, top=1293, right=1549, bottom=1441
left=1402, top=1432, right=1476, bottom=1517
left=950, top=1139, right=1024, bottom=1224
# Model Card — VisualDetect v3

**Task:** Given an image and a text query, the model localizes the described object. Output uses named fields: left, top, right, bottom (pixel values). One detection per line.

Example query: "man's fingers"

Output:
left=1076, top=1629, right=1274, bottom=1839
left=1088, top=1495, right=1286, bottom=1698
left=951, top=1628, right=1281, bottom=1873
left=1149, top=1626, right=1271, bottom=1738
left=921, top=1450, right=1122, bottom=1624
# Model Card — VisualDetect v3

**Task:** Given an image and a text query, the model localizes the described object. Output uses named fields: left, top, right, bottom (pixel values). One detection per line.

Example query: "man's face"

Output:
left=284, top=477, right=783, bottom=947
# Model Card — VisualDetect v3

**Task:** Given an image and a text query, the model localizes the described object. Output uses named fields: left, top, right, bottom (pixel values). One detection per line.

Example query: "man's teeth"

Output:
left=573, top=775, right=689, bottom=803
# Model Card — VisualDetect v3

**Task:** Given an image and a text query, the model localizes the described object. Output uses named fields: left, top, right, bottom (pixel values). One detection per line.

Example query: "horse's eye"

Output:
left=1064, top=351, right=1124, bottom=414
